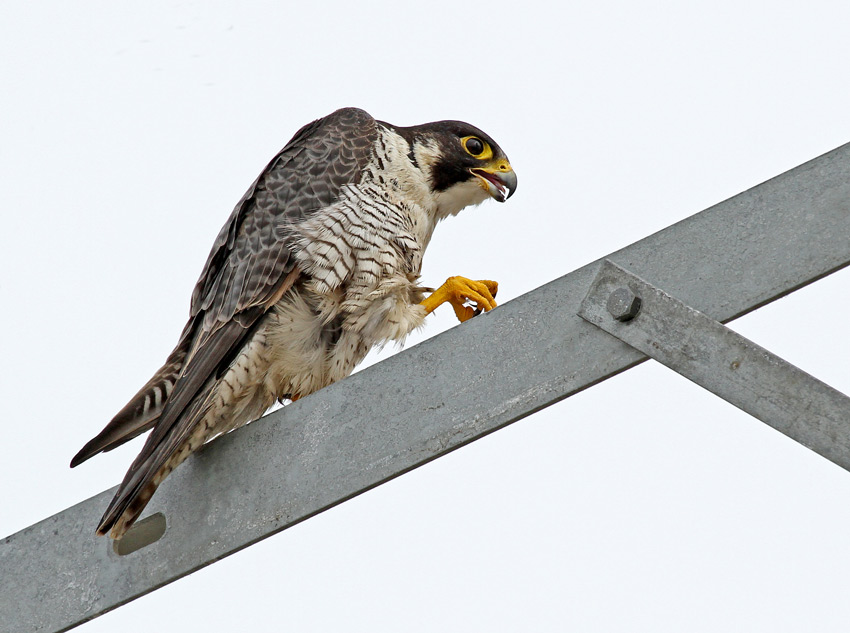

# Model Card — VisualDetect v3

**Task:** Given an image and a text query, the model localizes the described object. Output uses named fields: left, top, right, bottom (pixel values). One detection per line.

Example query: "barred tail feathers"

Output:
left=70, top=344, right=187, bottom=468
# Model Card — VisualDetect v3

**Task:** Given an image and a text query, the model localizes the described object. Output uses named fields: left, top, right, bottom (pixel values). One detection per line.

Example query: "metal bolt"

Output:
left=607, top=287, right=642, bottom=322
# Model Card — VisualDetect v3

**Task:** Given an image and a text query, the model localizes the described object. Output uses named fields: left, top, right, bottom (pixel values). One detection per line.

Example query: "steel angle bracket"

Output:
left=578, top=260, right=850, bottom=472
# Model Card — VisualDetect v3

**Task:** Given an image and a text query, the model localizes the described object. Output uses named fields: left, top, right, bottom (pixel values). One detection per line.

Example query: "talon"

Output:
left=420, top=276, right=499, bottom=323
left=472, top=281, right=498, bottom=316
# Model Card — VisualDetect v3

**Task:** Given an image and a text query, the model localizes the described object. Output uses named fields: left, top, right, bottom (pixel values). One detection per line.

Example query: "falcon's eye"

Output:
left=464, top=137, right=484, bottom=155
left=461, top=136, right=492, bottom=160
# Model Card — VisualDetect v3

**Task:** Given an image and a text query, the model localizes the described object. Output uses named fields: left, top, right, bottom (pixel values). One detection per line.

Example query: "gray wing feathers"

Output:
left=87, top=107, right=378, bottom=535
left=190, top=108, right=375, bottom=330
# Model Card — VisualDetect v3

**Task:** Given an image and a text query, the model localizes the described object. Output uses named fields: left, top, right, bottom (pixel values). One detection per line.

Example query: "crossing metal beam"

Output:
left=579, top=260, right=850, bottom=470
left=2, top=142, right=850, bottom=633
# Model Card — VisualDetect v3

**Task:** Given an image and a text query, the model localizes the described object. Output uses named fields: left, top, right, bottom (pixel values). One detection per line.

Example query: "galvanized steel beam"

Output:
left=3, top=142, right=850, bottom=633
left=579, top=260, right=850, bottom=470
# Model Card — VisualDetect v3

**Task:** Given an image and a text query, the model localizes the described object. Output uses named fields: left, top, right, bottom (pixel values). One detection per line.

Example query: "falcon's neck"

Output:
left=371, top=125, right=487, bottom=228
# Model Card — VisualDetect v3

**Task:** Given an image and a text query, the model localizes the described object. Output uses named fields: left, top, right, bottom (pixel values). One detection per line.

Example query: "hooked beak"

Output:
left=470, top=165, right=518, bottom=202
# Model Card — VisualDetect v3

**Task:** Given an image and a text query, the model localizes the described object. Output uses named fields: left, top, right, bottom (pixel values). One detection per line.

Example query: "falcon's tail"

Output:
left=70, top=343, right=188, bottom=468
left=94, top=392, right=211, bottom=538
left=93, top=310, right=271, bottom=539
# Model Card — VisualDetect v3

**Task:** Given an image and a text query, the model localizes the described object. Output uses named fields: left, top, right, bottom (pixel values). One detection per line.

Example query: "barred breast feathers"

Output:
left=285, top=125, right=444, bottom=347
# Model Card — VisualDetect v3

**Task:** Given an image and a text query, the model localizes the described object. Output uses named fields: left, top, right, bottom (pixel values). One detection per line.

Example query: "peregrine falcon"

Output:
left=71, top=107, right=517, bottom=539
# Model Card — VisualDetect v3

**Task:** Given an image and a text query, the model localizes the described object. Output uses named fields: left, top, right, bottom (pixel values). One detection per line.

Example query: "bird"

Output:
left=71, top=107, right=517, bottom=539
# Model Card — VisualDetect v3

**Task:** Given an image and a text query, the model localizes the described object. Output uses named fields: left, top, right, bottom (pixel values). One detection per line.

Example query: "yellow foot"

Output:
left=420, top=276, right=498, bottom=323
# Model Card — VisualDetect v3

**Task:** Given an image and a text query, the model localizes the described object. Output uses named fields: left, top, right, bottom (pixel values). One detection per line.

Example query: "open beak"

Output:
left=470, top=165, right=518, bottom=202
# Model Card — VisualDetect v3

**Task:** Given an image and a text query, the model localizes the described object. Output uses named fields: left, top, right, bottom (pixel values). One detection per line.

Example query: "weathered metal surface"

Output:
left=580, top=260, right=850, bottom=470
left=2, top=141, right=850, bottom=632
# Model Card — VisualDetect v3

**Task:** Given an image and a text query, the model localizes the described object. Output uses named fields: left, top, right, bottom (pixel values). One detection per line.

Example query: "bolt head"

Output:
left=607, top=287, right=642, bottom=321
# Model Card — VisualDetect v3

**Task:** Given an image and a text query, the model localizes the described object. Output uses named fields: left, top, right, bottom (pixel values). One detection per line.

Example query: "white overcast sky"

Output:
left=3, top=2, right=850, bottom=631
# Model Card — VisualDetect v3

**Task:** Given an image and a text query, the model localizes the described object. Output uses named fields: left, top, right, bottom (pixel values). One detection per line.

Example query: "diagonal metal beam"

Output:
left=2, top=142, right=850, bottom=633
left=579, top=260, right=850, bottom=470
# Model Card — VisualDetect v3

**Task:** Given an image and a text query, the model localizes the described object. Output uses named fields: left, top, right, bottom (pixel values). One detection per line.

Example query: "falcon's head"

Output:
left=386, top=119, right=517, bottom=219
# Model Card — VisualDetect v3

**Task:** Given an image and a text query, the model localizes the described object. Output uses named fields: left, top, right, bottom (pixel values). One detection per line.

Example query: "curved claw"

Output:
left=421, top=276, right=499, bottom=323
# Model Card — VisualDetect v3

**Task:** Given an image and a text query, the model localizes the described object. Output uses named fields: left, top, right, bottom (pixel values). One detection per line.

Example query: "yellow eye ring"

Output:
left=461, top=136, right=493, bottom=160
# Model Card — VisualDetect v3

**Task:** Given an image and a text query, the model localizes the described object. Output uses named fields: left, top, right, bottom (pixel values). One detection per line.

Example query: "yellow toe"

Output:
left=420, top=276, right=499, bottom=323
